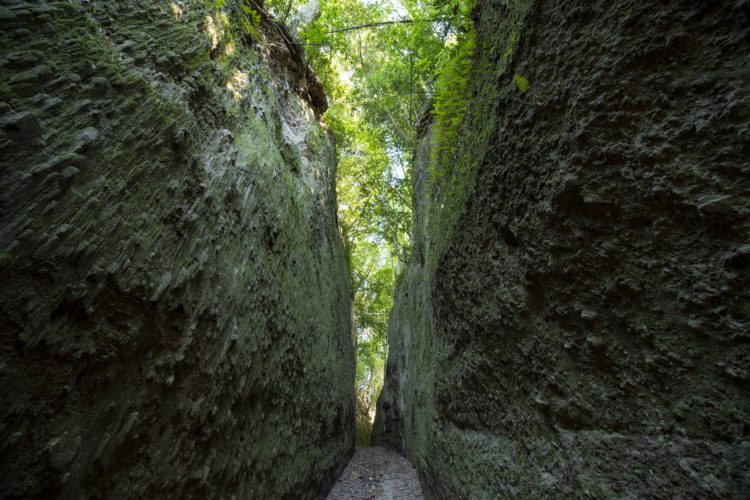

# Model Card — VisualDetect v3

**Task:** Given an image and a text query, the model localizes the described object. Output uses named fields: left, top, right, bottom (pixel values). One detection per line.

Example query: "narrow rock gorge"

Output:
left=374, top=0, right=750, bottom=497
left=2, top=0, right=749, bottom=498
left=1, top=1, right=353, bottom=498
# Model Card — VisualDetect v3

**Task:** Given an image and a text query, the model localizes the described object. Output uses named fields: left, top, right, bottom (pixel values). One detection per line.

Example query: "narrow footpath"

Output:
left=327, top=447, right=424, bottom=500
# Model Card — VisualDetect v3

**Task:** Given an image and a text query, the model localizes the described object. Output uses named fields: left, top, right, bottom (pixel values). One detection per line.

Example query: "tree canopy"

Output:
left=258, top=0, right=477, bottom=443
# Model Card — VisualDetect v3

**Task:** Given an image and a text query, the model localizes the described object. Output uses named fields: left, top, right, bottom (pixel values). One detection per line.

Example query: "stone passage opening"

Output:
left=350, top=247, right=396, bottom=447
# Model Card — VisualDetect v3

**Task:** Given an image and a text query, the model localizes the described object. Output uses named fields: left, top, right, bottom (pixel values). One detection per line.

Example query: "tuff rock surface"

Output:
left=0, top=1, right=354, bottom=498
left=374, top=1, right=750, bottom=497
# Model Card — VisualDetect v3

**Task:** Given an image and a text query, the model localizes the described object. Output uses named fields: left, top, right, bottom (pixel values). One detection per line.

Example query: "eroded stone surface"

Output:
left=0, top=1, right=353, bottom=498
left=374, top=1, right=750, bottom=497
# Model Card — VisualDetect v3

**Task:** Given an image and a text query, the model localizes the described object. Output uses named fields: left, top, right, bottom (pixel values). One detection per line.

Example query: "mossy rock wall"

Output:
left=0, top=1, right=354, bottom=498
left=374, top=0, right=750, bottom=497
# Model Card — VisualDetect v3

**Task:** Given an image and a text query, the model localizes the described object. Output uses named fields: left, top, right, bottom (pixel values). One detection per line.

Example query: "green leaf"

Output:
left=514, top=74, right=530, bottom=93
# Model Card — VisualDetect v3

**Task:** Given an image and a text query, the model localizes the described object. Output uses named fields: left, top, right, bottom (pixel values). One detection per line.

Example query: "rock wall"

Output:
left=374, top=0, right=750, bottom=497
left=0, top=1, right=354, bottom=498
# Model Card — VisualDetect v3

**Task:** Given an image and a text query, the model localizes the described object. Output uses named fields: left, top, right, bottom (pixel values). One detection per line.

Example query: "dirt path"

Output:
left=327, top=447, right=424, bottom=500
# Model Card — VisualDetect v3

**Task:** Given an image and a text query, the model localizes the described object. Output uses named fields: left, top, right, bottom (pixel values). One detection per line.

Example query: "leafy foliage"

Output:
left=514, top=74, right=530, bottom=92
left=431, top=28, right=475, bottom=164
left=251, top=0, right=479, bottom=444
left=307, top=0, right=476, bottom=444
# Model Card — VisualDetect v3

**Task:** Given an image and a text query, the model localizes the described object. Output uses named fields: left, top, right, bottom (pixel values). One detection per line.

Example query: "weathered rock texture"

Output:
left=0, top=1, right=354, bottom=498
left=374, top=0, right=750, bottom=497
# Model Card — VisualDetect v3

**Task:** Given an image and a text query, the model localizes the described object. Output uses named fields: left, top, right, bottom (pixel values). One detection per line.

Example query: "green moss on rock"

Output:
left=0, top=1, right=353, bottom=498
left=374, top=0, right=750, bottom=497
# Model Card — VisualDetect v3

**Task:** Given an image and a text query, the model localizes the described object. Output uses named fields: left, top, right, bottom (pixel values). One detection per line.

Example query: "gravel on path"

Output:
left=327, top=447, right=424, bottom=500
